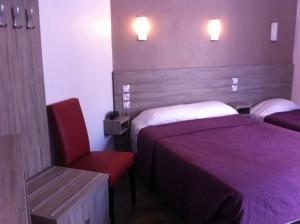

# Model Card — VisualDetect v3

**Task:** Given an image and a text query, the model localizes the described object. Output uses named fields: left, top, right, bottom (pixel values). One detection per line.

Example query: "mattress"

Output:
left=137, top=114, right=300, bottom=224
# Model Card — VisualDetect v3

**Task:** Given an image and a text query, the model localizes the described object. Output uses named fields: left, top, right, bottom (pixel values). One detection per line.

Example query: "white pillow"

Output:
left=251, top=98, right=300, bottom=119
left=130, top=101, right=237, bottom=152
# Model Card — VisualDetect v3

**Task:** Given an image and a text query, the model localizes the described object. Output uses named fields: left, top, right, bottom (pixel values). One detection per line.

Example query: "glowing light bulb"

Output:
left=208, top=19, right=222, bottom=41
left=133, top=17, right=150, bottom=41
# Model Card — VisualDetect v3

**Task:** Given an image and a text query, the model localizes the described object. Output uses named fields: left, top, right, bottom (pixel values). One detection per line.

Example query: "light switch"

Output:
left=123, top=93, right=130, bottom=101
left=123, top=84, right=131, bottom=93
left=123, top=101, right=131, bottom=109
left=232, top=77, right=239, bottom=85
left=232, top=85, right=238, bottom=92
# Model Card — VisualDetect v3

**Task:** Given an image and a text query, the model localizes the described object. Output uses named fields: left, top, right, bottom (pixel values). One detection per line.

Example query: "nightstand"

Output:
left=104, top=116, right=130, bottom=135
left=103, top=116, right=131, bottom=151
left=230, top=102, right=252, bottom=115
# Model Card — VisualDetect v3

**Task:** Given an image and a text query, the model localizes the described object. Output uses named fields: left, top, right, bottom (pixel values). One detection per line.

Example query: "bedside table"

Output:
left=103, top=116, right=131, bottom=151
left=230, top=102, right=252, bottom=115
left=104, top=116, right=130, bottom=135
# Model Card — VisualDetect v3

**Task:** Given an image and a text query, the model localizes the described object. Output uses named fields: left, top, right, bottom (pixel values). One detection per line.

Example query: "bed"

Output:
left=251, top=98, right=300, bottom=132
left=132, top=101, right=300, bottom=224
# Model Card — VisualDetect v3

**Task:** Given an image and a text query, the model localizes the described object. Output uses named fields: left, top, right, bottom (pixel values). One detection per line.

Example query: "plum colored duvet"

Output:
left=264, top=109, right=300, bottom=133
left=137, top=115, right=300, bottom=224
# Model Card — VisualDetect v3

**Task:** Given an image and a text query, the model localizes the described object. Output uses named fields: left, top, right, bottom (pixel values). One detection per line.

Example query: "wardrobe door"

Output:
left=0, top=135, right=28, bottom=224
left=13, top=0, right=51, bottom=179
left=0, top=1, right=30, bottom=223
left=0, top=0, right=21, bottom=135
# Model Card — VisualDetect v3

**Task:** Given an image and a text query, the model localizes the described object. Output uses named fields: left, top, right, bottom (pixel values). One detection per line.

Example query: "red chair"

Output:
left=47, top=98, right=135, bottom=224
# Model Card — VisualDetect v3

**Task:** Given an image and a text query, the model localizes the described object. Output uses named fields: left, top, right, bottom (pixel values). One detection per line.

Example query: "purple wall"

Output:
left=111, top=0, right=297, bottom=71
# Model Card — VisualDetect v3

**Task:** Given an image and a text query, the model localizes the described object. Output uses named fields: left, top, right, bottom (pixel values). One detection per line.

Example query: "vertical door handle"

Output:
left=26, top=8, right=35, bottom=29
left=12, top=6, right=22, bottom=29
left=0, top=4, right=7, bottom=28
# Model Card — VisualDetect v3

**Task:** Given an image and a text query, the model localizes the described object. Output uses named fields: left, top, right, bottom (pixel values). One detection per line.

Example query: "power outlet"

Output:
left=123, top=93, right=130, bottom=101
left=122, top=84, right=131, bottom=93
left=232, top=77, right=239, bottom=85
left=123, top=101, right=131, bottom=109
left=232, top=85, right=238, bottom=92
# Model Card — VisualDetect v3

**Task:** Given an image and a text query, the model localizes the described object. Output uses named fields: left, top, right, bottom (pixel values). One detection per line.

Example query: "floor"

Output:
left=114, top=176, right=183, bottom=224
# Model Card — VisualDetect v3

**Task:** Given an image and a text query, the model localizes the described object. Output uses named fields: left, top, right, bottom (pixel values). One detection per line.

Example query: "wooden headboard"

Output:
left=113, top=64, right=293, bottom=118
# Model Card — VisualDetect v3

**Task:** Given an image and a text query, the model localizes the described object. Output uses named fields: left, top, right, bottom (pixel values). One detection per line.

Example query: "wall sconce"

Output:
left=208, top=19, right=222, bottom=41
left=133, top=17, right=150, bottom=41
left=271, top=22, right=278, bottom=42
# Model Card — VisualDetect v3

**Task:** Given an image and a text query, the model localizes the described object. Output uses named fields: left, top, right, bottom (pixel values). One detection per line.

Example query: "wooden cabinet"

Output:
left=14, top=0, right=51, bottom=180
left=0, top=0, right=51, bottom=223
left=0, top=0, right=51, bottom=179
left=0, top=0, right=22, bottom=136
left=0, top=135, right=29, bottom=224
left=27, top=167, right=110, bottom=224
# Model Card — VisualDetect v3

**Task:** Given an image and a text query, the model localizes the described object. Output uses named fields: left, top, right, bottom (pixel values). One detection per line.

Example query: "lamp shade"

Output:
left=208, top=19, right=222, bottom=41
left=133, top=17, right=150, bottom=41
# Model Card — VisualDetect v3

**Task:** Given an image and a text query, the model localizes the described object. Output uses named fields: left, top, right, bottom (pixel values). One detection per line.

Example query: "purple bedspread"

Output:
left=137, top=115, right=300, bottom=224
left=265, top=109, right=300, bottom=132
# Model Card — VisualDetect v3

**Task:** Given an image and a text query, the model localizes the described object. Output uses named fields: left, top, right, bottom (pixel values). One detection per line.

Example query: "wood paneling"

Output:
left=0, top=0, right=21, bottom=135
left=0, top=1, right=54, bottom=223
left=0, top=135, right=28, bottom=224
left=13, top=0, right=51, bottom=179
left=0, top=0, right=50, bottom=222
left=113, top=64, right=293, bottom=117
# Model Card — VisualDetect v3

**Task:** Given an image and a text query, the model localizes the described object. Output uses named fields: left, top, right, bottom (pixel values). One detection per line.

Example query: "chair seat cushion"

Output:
left=69, top=151, right=135, bottom=186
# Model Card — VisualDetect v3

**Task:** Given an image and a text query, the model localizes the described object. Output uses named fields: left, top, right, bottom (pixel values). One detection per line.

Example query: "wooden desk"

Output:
left=27, top=166, right=110, bottom=224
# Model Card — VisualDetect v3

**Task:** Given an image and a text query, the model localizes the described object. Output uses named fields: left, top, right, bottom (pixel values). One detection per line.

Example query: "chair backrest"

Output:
left=47, top=98, right=90, bottom=166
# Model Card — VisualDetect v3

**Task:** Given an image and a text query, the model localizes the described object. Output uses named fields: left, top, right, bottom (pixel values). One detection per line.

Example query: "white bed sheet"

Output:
left=130, top=101, right=237, bottom=153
